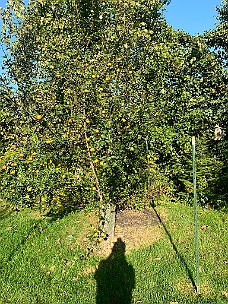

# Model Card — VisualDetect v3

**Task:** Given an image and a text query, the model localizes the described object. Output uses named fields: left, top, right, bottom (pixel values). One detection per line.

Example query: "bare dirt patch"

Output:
left=116, top=208, right=161, bottom=228
left=96, top=208, right=164, bottom=256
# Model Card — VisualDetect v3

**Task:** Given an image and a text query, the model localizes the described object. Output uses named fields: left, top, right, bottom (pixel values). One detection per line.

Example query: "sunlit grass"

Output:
left=0, top=200, right=227, bottom=303
left=129, top=202, right=228, bottom=303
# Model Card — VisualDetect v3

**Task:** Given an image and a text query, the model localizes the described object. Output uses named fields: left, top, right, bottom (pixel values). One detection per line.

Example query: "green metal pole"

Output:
left=192, top=136, right=200, bottom=294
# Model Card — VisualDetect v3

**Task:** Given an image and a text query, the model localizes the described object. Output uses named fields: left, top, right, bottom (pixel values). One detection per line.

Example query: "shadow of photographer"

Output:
left=94, top=238, right=135, bottom=304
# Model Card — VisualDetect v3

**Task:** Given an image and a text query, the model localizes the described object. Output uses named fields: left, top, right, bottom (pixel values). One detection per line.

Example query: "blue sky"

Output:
left=164, top=0, right=221, bottom=35
left=0, top=0, right=222, bottom=74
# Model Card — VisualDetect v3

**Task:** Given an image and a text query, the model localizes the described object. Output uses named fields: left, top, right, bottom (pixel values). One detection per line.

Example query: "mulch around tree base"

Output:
left=96, top=208, right=165, bottom=256
left=116, top=208, right=161, bottom=228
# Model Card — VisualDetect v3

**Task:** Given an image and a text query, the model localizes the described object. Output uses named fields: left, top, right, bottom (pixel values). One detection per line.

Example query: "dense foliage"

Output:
left=204, top=0, right=228, bottom=207
left=0, top=0, right=227, bottom=213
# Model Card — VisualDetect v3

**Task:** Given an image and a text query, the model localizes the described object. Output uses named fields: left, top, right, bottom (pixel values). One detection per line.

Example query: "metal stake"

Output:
left=192, top=136, right=200, bottom=294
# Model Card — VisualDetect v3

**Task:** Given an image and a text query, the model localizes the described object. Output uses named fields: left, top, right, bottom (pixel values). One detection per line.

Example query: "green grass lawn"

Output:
left=0, top=200, right=227, bottom=304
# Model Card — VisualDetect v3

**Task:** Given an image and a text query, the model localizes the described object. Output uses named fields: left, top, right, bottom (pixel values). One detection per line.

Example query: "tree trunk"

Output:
left=99, top=204, right=116, bottom=239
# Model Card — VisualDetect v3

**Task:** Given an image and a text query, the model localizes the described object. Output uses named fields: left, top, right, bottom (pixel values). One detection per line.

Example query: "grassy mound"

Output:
left=0, top=200, right=227, bottom=304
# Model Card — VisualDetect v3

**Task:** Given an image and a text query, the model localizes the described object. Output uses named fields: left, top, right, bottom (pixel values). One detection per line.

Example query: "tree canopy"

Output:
left=0, top=0, right=227, bottom=215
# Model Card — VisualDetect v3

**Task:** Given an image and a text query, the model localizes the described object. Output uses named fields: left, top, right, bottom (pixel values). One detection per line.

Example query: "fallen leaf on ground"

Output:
left=222, top=291, right=228, bottom=297
left=56, top=238, right=61, bottom=244
left=201, top=225, right=211, bottom=230
left=49, top=265, right=56, bottom=272
left=84, top=266, right=95, bottom=275
left=72, top=277, right=78, bottom=281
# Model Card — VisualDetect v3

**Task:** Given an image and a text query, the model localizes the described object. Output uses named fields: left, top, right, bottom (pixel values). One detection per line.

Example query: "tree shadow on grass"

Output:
left=94, top=238, right=135, bottom=304
left=1, top=220, right=43, bottom=267
left=0, top=203, right=13, bottom=220
left=153, top=207, right=197, bottom=291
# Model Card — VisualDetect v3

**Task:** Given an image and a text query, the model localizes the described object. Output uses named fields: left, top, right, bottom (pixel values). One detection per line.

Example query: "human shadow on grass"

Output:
left=153, top=207, right=197, bottom=291
left=94, top=238, right=135, bottom=304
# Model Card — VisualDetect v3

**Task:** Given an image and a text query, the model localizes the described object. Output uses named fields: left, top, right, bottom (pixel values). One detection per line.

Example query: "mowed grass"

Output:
left=0, top=200, right=227, bottom=304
